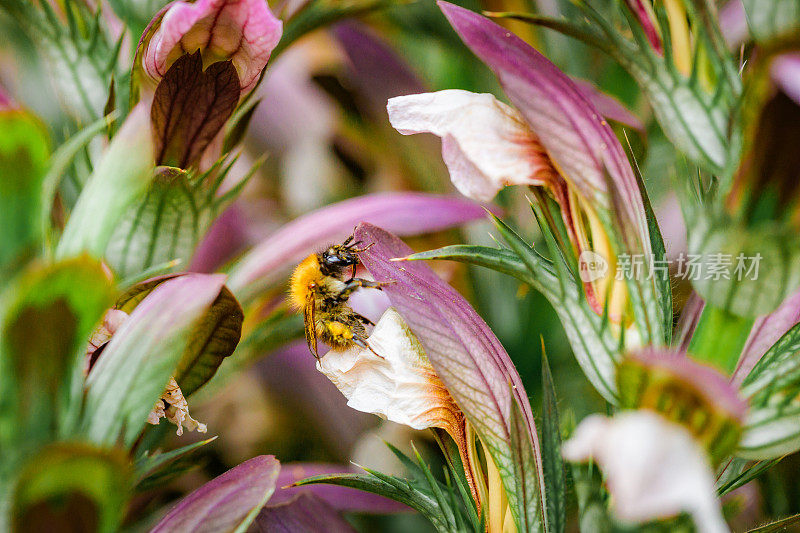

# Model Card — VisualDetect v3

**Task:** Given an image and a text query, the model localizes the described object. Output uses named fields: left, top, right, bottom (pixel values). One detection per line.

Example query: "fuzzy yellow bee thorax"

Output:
left=289, top=254, right=323, bottom=310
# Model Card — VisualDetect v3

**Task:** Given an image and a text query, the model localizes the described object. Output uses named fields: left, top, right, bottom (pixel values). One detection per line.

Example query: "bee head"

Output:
left=318, top=235, right=373, bottom=276
left=321, top=244, right=360, bottom=269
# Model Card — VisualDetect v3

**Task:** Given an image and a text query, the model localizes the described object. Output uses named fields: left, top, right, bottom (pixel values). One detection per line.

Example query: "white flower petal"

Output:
left=562, top=411, right=729, bottom=533
left=317, top=308, right=460, bottom=432
left=387, top=90, right=557, bottom=201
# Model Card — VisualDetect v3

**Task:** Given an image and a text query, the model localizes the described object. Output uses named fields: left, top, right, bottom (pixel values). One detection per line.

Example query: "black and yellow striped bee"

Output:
left=289, top=235, right=387, bottom=359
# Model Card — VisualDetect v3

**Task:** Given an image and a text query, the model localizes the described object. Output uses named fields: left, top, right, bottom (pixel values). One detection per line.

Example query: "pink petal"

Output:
left=143, top=0, right=282, bottom=94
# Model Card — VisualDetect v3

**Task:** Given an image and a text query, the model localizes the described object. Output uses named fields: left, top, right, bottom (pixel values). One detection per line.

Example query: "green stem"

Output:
left=687, top=304, right=755, bottom=375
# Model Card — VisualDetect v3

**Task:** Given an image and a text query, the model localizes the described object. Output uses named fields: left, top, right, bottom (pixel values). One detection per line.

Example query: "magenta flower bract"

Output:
left=151, top=455, right=280, bottom=532
left=354, top=222, right=544, bottom=530
left=140, top=0, right=282, bottom=95
left=227, top=192, right=494, bottom=301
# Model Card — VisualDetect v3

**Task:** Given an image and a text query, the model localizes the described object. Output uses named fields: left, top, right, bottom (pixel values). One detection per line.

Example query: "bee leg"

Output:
left=353, top=336, right=384, bottom=359
left=354, top=313, right=374, bottom=326
left=338, top=278, right=394, bottom=300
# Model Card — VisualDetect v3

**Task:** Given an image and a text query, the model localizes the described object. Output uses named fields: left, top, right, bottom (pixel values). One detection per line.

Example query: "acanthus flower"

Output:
left=132, top=0, right=283, bottom=169
left=563, top=410, right=729, bottom=533
left=312, top=222, right=546, bottom=533
left=317, top=308, right=463, bottom=439
left=388, top=3, right=669, bottom=404
left=389, top=3, right=663, bottom=338
left=137, top=0, right=283, bottom=96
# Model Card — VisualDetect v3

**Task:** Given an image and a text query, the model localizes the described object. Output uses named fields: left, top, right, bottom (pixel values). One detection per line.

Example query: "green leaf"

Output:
left=405, top=245, right=539, bottom=287
left=687, top=210, right=800, bottom=317
left=491, top=216, right=622, bottom=403
left=81, top=274, right=227, bottom=446
left=741, top=0, right=800, bottom=43
left=508, top=395, right=545, bottom=533
left=0, top=109, right=49, bottom=273
left=104, top=156, right=257, bottom=281
left=540, top=351, right=566, bottom=533
left=40, top=114, right=114, bottom=256
left=113, top=274, right=243, bottom=398
left=103, top=168, right=208, bottom=280
left=10, top=442, right=132, bottom=533
left=746, top=513, right=800, bottom=533
left=134, top=436, right=218, bottom=492
left=716, top=457, right=781, bottom=496
left=508, top=3, right=741, bottom=175
left=0, top=258, right=115, bottom=451
left=56, top=104, right=155, bottom=260
left=739, top=321, right=800, bottom=458
left=408, top=224, right=624, bottom=404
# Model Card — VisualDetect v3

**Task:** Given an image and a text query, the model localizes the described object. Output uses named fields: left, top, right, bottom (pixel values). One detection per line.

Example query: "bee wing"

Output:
left=303, top=290, right=319, bottom=359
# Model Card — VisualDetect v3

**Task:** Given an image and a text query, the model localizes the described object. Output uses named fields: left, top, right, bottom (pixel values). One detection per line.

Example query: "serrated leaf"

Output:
left=296, top=473, right=450, bottom=530
left=490, top=215, right=622, bottom=403
left=540, top=351, right=566, bottom=533
left=739, top=321, right=800, bottom=458
left=405, top=245, right=538, bottom=286
left=746, top=513, right=800, bottom=533
left=81, top=274, right=226, bottom=446
left=11, top=442, right=132, bottom=533
left=687, top=211, right=800, bottom=317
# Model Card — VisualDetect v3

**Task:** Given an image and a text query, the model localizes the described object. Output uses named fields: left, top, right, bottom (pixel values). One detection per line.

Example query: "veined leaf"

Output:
left=105, top=157, right=255, bottom=281
left=540, top=351, right=566, bottom=533
left=739, top=321, right=800, bottom=458
left=113, top=273, right=243, bottom=397
left=150, top=52, right=239, bottom=169
left=687, top=210, right=800, bottom=318
left=81, top=274, right=227, bottom=446
left=404, top=231, right=623, bottom=404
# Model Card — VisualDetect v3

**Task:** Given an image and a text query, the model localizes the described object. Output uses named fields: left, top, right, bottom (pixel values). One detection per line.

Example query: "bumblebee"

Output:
left=290, top=235, right=387, bottom=359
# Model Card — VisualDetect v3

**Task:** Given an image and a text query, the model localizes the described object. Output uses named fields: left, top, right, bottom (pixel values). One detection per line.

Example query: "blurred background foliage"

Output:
left=1, top=0, right=787, bottom=531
